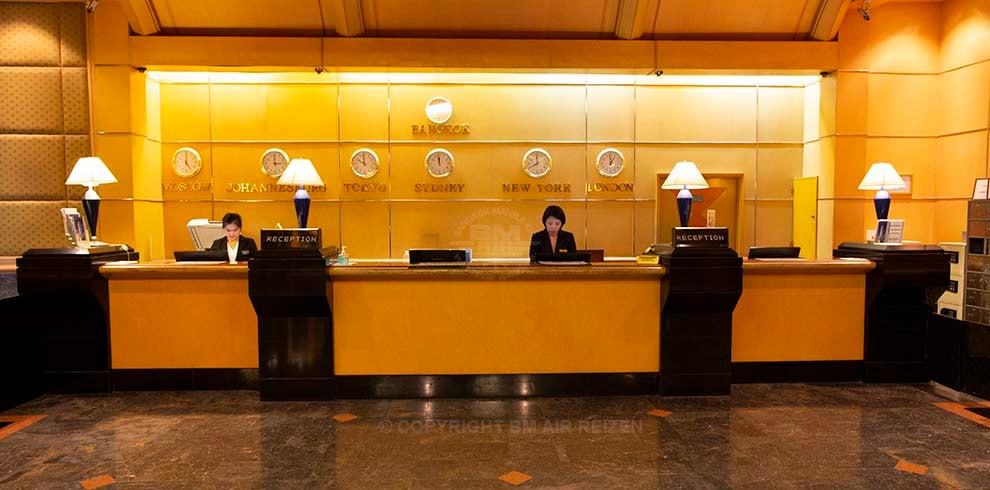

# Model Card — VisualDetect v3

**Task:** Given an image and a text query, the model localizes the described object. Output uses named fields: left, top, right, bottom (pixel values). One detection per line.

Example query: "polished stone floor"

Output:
left=1, top=384, right=990, bottom=489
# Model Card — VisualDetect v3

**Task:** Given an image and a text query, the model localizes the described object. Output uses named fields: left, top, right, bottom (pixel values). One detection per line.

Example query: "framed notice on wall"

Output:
left=974, top=178, right=990, bottom=199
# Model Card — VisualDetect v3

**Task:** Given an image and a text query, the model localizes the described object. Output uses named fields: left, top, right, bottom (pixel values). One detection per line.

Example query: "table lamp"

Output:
left=661, top=161, right=709, bottom=227
left=65, top=156, right=117, bottom=242
left=276, top=158, right=324, bottom=228
left=858, top=162, right=905, bottom=219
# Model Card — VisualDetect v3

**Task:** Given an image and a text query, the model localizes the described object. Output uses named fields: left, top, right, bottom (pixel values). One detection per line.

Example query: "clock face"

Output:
left=350, top=148, right=380, bottom=178
left=523, top=148, right=552, bottom=178
left=261, top=148, right=290, bottom=178
left=596, top=148, right=625, bottom=178
left=425, top=97, right=453, bottom=124
left=425, top=148, right=454, bottom=178
left=171, top=147, right=203, bottom=178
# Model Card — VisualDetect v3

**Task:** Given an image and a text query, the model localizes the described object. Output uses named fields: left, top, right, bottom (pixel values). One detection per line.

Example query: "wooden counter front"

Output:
left=329, top=262, right=665, bottom=376
left=732, top=258, right=874, bottom=363
left=100, top=262, right=258, bottom=369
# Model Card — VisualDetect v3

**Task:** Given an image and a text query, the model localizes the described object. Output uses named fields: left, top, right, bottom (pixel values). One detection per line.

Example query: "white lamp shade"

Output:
left=858, top=162, right=905, bottom=190
left=277, top=158, right=325, bottom=187
left=661, top=161, right=709, bottom=190
left=65, top=156, right=117, bottom=187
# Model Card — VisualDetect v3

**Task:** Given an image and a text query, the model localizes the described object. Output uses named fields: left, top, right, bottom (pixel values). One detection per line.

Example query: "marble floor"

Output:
left=1, top=384, right=990, bottom=489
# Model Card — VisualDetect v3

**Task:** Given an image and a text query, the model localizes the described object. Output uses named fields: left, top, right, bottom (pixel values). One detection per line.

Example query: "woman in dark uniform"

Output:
left=529, top=205, right=577, bottom=262
left=209, top=212, right=258, bottom=263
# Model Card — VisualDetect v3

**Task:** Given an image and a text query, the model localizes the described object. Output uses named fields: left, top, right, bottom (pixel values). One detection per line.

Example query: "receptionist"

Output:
left=529, top=205, right=577, bottom=262
left=209, top=212, right=257, bottom=263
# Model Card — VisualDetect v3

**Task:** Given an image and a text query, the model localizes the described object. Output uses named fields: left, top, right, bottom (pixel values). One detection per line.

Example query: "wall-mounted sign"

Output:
left=413, top=96, right=471, bottom=135
left=226, top=183, right=327, bottom=193
left=415, top=183, right=465, bottom=192
left=586, top=182, right=633, bottom=192
left=162, top=182, right=212, bottom=192
left=501, top=183, right=573, bottom=192
left=343, top=183, right=388, bottom=192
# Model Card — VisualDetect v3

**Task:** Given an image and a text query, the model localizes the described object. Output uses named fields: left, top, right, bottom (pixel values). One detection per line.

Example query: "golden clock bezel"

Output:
left=596, top=148, right=625, bottom=178
left=171, top=147, right=203, bottom=178
left=522, top=148, right=552, bottom=178
left=260, top=148, right=290, bottom=178
left=425, top=96, right=453, bottom=124
left=350, top=148, right=380, bottom=179
left=425, top=148, right=454, bottom=178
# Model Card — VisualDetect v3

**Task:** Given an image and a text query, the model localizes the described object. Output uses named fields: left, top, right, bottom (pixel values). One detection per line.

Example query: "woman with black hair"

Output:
left=529, top=205, right=577, bottom=262
left=209, top=212, right=258, bottom=263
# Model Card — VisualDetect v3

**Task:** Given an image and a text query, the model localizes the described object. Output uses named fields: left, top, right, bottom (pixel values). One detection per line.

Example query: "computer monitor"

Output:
left=747, top=246, right=801, bottom=259
left=186, top=218, right=225, bottom=250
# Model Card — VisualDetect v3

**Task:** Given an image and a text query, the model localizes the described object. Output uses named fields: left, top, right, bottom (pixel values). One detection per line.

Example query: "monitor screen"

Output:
left=747, top=246, right=801, bottom=259
left=186, top=218, right=225, bottom=250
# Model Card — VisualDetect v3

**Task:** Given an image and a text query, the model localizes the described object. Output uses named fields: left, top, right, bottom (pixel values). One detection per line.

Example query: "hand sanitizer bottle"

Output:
left=337, top=245, right=349, bottom=265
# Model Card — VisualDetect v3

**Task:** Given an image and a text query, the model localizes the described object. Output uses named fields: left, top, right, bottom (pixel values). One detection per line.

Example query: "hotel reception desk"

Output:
left=79, top=251, right=915, bottom=399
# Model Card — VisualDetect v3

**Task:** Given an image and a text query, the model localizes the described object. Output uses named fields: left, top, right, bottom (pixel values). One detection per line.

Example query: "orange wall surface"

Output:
left=832, top=0, right=990, bottom=246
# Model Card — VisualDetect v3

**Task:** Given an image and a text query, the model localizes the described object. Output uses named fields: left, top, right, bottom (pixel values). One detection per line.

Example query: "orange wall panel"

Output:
left=936, top=131, right=989, bottom=198
left=938, top=62, right=990, bottom=136
left=210, top=83, right=339, bottom=141
left=836, top=72, right=868, bottom=135
left=388, top=84, right=587, bottom=141
left=635, top=86, right=757, bottom=142
left=587, top=85, right=635, bottom=142
left=160, top=84, right=211, bottom=142
left=867, top=74, right=938, bottom=137
left=935, top=199, right=968, bottom=243
left=868, top=2, right=940, bottom=74
left=585, top=201, right=635, bottom=256
left=865, top=137, right=935, bottom=198
left=757, top=87, right=804, bottom=143
left=339, top=84, right=389, bottom=140
left=941, top=0, right=990, bottom=71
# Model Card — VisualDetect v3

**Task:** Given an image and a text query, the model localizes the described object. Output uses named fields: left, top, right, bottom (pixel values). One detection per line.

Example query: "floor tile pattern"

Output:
left=0, top=384, right=989, bottom=488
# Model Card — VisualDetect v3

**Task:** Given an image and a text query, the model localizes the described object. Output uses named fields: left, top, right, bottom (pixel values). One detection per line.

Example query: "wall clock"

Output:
left=350, top=148, right=380, bottom=179
left=523, top=148, right=552, bottom=178
left=596, top=148, right=625, bottom=178
left=425, top=148, right=454, bottom=178
left=171, top=147, right=202, bottom=178
left=261, top=148, right=290, bottom=178
left=425, top=97, right=453, bottom=124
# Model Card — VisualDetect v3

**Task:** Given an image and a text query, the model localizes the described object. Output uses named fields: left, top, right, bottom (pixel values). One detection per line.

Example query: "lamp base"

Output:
left=874, top=189, right=891, bottom=220
left=81, top=186, right=100, bottom=241
left=294, top=187, right=311, bottom=228
left=676, top=188, right=693, bottom=227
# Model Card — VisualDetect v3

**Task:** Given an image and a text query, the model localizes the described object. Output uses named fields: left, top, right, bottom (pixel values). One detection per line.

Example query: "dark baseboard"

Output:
left=863, top=361, right=927, bottom=383
left=260, top=378, right=334, bottom=401
left=334, top=372, right=658, bottom=399
left=45, top=371, right=112, bottom=393
left=732, top=361, right=863, bottom=384
left=113, top=369, right=259, bottom=391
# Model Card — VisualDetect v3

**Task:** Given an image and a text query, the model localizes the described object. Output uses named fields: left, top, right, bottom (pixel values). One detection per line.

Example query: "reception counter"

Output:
left=100, top=262, right=258, bottom=390
left=733, top=258, right=875, bottom=382
left=90, top=255, right=888, bottom=397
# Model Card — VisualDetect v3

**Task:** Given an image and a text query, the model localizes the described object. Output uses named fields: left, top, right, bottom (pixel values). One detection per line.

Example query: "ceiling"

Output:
left=108, top=0, right=859, bottom=41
